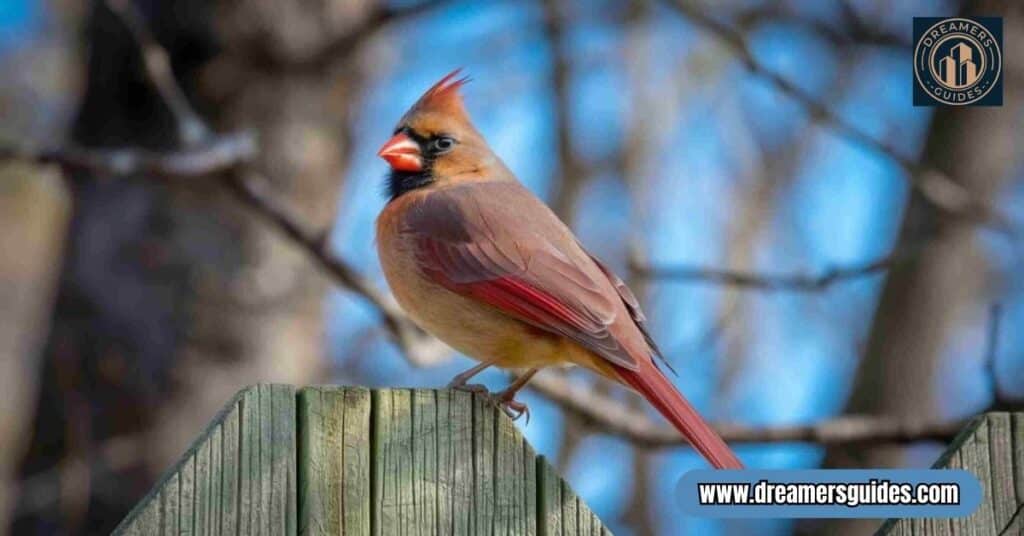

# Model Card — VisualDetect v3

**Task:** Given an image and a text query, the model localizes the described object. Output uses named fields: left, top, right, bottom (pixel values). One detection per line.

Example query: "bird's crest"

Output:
left=408, top=69, right=471, bottom=120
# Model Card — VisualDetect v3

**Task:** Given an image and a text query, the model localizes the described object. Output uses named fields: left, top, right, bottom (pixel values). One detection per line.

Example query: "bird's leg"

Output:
left=492, top=368, right=540, bottom=422
left=446, top=361, right=492, bottom=393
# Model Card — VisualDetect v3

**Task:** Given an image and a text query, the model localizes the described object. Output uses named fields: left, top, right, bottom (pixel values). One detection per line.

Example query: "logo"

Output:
left=913, top=17, right=1002, bottom=106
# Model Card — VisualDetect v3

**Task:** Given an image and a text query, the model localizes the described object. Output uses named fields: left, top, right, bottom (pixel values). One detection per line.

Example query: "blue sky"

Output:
left=0, top=0, right=36, bottom=47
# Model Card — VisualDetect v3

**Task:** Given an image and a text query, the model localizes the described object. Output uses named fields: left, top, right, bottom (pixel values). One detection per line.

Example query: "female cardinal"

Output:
left=375, top=71, right=743, bottom=469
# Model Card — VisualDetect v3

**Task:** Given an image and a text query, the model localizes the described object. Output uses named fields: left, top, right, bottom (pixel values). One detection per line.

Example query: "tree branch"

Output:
left=662, top=0, right=1010, bottom=231
left=0, top=131, right=257, bottom=177
left=223, top=170, right=452, bottom=366
left=530, top=371, right=964, bottom=449
left=280, top=0, right=460, bottom=72
left=733, top=3, right=911, bottom=49
left=630, top=250, right=898, bottom=291
left=103, top=0, right=210, bottom=146
left=528, top=295, right=1018, bottom=448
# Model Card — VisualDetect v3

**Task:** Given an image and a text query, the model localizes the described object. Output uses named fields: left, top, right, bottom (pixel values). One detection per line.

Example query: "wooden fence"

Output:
left=112, top=384, right=1022, bottom=535
left=880, top=412, right=1022, bottom=535
left=112, top=384, right=610, bottom=535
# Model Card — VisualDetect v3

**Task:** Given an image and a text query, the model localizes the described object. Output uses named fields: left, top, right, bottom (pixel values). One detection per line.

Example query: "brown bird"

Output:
left=375, top=71, right=743, bottom=469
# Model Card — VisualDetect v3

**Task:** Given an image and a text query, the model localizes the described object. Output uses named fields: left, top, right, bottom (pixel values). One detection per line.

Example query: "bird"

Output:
left=374, top=70, right=743, bottom=469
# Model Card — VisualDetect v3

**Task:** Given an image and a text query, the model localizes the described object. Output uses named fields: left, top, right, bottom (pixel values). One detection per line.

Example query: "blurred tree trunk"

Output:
left=14, top=1, right=376, bottom=533
left=0, top=165, right=70, bottom=536
left=821, top=2, right=1022, bottom=534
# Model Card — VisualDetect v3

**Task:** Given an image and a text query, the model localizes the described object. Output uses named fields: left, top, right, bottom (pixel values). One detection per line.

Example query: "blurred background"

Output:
left=1, top=0, right=1022, bottom=534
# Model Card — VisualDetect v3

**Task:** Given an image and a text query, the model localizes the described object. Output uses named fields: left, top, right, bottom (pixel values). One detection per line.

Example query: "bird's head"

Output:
left=378, top=70, right=497, bottom=200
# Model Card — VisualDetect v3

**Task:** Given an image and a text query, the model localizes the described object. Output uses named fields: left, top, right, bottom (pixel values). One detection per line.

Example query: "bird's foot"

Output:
left=491, top=391, right=530, bottom=423
left=446, top=362, right=493, bottom=393
left=447, top=380, right=491, bottom=395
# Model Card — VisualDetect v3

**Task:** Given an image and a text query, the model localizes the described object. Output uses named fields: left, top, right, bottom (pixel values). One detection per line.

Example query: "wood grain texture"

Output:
left=298, top=386, right=371, bottom=536
left=538, top=455, right=608, bottom=536
left=436, top=387, right=476, bottom=534
left=492, top=396, right=537, bottom=536
left=117, top=386, right=611, bottom=535
left=880, top=412, right=1023, bottom=536
left=112, top=384, right=297, bottom=535
left=372, top=389, right=572, bottom=535
left=374, top=389, right=485, bottom=534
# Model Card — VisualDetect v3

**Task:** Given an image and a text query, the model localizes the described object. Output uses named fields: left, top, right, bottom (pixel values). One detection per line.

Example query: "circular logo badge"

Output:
left=914, top=18, right=1001, bottom=105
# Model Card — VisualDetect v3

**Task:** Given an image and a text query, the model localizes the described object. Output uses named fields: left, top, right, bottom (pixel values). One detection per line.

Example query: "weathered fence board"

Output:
left=435, top=388, right=477, bottom=533
left=879, top=412, right=1024, bottom=535
left=298, top=386, right=371, bottom=535
left=371, top=389, right=540, bottom=535
left=113, top=384, right=297, bottom=535
left=116, top=385, right=611, bottom=535
left=538, top=456, right=607, bottom=536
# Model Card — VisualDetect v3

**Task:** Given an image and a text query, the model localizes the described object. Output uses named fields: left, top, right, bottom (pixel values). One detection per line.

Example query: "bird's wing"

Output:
left=587, top=252, right=675, bottom=375
left=400, top=182, right=640, bottom=370
left=399, top=182, right=743, bottom=469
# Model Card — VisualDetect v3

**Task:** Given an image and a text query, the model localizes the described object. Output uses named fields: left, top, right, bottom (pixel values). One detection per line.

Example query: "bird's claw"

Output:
left=447, top=381, right=491, bottom=394
left=493, top=393, right=530, bottom=424
left=447, top=374, right=531, bottom=423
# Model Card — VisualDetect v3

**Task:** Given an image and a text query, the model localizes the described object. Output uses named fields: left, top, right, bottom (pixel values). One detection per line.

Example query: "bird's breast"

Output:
left=375, top=196, right=572, bottom=369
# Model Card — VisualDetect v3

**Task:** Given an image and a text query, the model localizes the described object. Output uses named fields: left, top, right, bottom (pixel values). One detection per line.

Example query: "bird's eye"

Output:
left=430, top=136, right=456, bottom=154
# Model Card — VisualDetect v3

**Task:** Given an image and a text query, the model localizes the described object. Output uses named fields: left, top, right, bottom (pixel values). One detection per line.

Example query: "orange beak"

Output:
left=377, top=132, right=423, bottom=172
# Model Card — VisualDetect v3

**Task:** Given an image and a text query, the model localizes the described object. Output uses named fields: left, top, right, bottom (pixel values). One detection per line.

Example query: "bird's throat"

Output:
left=387, top=170, right=435, bottom=201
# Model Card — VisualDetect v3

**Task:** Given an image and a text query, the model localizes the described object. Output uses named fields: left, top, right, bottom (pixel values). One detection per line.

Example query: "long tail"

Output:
left=618, top=364, right=744, bottom=469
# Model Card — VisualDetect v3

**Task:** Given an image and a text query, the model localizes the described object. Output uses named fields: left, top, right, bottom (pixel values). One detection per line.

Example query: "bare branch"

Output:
left=224, top=170, right=453, bottom=366
left=225, top=171, right=396, bottom=319
left=281, top=0, right=460, bottom=72
left=530, top=371, right=965, bottom=449
left=103, top=0, right=210, bottom=145
left=662, top=0, right=1009, bottom=231
left=0, top=131, right=257, bottom=177
left=0, top=134, right=444, bottom=367
left=733, top=3, right=910, bottom=49
left=528, top=303, right=1012, bottom=449
left=630, top=250, right=897, bottom=291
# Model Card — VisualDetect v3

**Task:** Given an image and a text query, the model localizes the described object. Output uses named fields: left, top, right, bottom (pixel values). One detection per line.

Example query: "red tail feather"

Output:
left=618, top=365, right=744, bottom=469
